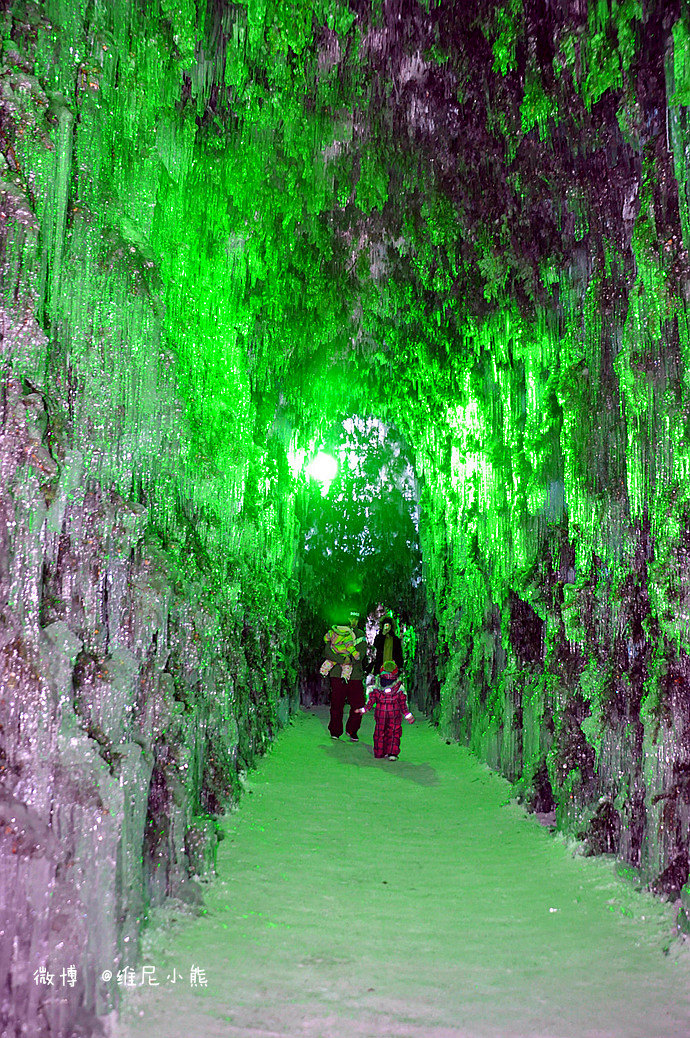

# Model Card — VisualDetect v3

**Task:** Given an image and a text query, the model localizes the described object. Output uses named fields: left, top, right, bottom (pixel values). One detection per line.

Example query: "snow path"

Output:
left=120, top=708, right=690, bottom=1038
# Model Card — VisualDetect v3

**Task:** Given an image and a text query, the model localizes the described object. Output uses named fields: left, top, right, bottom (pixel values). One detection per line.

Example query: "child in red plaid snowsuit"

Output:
left=357, top=662, right=414, bottom=760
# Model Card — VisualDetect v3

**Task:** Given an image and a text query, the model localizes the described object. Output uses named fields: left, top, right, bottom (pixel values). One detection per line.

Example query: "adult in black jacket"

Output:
left=371, top=615, right=404, bottom=675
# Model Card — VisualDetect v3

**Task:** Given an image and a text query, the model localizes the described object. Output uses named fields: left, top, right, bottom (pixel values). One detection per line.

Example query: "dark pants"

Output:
left=373, top=710, right=403, bottom=757
left=329, top=677, right=365, bottom=737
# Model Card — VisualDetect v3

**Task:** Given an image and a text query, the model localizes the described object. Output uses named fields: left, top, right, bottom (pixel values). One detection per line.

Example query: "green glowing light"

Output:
left=306, top=452, right=338, bottom=493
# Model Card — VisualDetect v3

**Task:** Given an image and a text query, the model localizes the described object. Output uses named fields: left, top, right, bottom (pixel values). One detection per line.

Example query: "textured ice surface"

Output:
left=2, top=2, right=690, bottom=1036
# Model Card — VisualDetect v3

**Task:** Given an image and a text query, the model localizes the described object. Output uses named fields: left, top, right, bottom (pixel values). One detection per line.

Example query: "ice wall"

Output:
left=397, top=3, right=690, bottom=897
left=0, top=3, right=302, bottom=1033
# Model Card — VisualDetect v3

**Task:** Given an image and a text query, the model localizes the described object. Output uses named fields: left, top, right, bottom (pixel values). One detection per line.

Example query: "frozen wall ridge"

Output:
left=1, top=363, right=299, bottom=1034
left=0, top=6, right=302, bottom=1028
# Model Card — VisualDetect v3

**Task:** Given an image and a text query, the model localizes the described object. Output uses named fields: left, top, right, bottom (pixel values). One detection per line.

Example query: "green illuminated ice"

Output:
left=2, top=0, right=690, bottom=1034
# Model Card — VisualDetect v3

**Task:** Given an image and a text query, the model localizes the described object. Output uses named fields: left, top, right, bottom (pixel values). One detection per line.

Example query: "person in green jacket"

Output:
left=321, top=609, right=368, bottom=742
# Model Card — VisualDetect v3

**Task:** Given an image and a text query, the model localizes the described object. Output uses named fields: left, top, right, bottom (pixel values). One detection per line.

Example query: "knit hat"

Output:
left=379, top=661, right=399, bottom=687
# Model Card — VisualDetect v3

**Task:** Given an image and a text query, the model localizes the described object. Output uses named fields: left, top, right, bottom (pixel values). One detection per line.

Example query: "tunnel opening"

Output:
left=295, top=414, right=422, bottom=704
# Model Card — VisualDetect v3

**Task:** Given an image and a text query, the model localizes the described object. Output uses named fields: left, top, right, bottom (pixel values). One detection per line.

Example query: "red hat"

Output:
left=379, top=662, right=399, bottom=686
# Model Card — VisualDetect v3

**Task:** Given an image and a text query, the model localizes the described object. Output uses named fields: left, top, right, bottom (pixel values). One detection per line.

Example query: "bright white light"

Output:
left=287, top=447, right=307, bottom=479
left=306, top=451, right=338, bottom=494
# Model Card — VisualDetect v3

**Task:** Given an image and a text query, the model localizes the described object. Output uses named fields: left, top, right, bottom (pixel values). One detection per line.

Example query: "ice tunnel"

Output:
left=2, top=0, right=690, bottom=1032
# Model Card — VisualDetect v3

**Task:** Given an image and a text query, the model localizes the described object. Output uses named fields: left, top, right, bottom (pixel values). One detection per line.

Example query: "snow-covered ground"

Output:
left=120, top=709, right=690, bottom=1037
